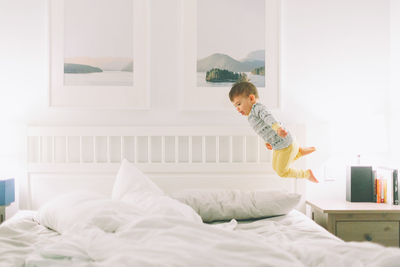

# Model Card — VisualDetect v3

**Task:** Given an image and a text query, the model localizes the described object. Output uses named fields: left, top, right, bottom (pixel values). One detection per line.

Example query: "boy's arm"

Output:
left=276, top=127, right=288, bottom=137
left=256, top=104, right=282, bottom=131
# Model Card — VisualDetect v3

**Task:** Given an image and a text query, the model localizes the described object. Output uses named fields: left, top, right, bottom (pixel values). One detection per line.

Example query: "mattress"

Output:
left=1, top=208, right=400, bottom=267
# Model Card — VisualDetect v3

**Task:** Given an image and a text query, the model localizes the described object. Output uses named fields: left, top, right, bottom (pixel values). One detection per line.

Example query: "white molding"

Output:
left=27, top=162, right=274, bottom=174
left=28, top=126, right=256, bottom=136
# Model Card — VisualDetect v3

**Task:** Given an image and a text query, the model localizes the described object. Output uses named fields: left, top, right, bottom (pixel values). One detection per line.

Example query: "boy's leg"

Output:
left=299, top=146, right=316, bottom=156
left=273, top=143, right=310, bottom=178
left=308, top=170, right=319, bottom=183
left=294, top=146, right=316, bottom=161
left=272, top=146, right=291, bottom=176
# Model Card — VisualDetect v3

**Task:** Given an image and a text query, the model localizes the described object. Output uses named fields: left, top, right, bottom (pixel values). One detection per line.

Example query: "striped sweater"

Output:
left=247, top=102, right=292, bottom=150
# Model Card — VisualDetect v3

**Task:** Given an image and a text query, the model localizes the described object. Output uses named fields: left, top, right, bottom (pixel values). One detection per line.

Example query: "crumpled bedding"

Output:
left=1, top=198, right=400, bottom=267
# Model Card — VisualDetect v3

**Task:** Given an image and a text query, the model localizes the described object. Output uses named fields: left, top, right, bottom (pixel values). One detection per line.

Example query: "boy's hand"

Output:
left=277, top=127, right=287, bottom=138
left=265, top=143, right=272, bottom=150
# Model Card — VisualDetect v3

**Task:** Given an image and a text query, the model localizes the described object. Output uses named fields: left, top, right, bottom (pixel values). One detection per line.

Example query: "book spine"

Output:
left=377, top=178, right=381, bottom=203
left=384, top=179, right=387, bottom=203
left=372, top=170, right=377, bottom=203
left=394, top=169, right=399, bottom=205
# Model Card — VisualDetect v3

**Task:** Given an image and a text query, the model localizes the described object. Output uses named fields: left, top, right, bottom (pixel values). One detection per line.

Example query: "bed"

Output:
left=1, top=126, right=400, bottom=266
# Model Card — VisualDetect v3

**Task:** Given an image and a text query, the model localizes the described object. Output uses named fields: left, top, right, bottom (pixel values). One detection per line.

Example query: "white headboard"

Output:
left=26, top=125, right=306, bottom=210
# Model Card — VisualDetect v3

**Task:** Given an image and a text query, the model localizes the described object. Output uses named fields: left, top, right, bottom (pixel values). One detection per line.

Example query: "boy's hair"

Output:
left=229, top=81, right=259, bottom=102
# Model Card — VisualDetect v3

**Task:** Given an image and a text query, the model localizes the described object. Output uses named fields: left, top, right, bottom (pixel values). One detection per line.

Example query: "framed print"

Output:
left=48, top=0, right=150, bottom=109
left=180, top=0, right=280, bottom=110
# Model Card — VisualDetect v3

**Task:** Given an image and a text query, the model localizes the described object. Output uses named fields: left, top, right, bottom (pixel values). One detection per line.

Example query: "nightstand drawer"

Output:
left=336, top=221, right=399, bottom=247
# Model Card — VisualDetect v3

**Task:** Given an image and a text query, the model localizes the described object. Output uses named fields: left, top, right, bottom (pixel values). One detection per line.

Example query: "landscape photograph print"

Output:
left=197, top=0, right=265, bottom=87
left=63, top=0, right=133, bottom=86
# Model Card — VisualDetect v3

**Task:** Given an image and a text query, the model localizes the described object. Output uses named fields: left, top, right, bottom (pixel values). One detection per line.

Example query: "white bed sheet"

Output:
left=216, top=210, right=400, bottom=267
left=1, top=208, right=400, bottom=267
left=231, top=209, right=338, bottom=242
left=0, top=210, right=60, bottom=267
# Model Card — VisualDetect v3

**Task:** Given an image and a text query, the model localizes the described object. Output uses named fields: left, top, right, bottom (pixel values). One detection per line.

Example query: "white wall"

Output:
left=282, top=0, right=391, bottom=200
left=0, top=0, right=392, bottom=214
left=389, top=0, right=400, bottom=164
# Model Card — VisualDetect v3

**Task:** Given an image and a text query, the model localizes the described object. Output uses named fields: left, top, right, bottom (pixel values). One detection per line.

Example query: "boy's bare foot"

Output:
left=299, top=147, right=316, bottom=156
left=307, top=169, right=319, bottom=183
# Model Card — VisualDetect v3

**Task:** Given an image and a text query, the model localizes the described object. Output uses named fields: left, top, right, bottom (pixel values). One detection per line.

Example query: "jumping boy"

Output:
left=229, top=81, right=318, bottom=183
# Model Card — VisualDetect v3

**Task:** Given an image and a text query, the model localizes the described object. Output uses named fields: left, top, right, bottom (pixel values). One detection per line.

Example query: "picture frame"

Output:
left=47, top=0, right=150, bottom=109
left=179, top=0, right=280, bottom=111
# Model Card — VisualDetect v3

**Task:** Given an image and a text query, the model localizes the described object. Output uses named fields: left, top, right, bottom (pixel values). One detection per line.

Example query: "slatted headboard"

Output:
left=25, top=125, right=306, bottom=210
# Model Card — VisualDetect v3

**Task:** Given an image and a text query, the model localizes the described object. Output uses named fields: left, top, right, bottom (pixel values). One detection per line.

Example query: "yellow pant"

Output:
left=272, top=141, right=310, bottom=178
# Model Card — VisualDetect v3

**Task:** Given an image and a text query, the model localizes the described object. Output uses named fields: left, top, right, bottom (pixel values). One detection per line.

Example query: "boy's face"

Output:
left=232, top=94, right=256, bottom=116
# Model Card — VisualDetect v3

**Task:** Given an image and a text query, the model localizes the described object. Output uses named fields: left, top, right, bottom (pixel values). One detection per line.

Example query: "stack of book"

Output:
left=372, top=168, right=398, bottom=204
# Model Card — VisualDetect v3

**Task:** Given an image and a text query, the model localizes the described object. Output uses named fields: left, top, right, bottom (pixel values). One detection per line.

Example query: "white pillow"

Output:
left=39, top=191, right=155, bottom=234
left=171, top=189, right=301, bottom=222
left=111, top=159, right=202, bottom=223
left=112, top=158, right=163, bottom=200
left=38, top=191, right=108, bottom=233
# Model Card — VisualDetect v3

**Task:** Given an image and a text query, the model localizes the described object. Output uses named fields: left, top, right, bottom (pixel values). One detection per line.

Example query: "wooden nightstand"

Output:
left=306, top=199, right=400, bottom=247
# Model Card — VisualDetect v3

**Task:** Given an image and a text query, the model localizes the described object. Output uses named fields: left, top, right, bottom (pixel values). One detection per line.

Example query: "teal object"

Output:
left=0, top=178, right=15, bottom=206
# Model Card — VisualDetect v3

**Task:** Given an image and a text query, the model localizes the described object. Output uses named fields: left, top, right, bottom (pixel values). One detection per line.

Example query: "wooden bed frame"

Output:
left=25, top=125, right=307, bottom=211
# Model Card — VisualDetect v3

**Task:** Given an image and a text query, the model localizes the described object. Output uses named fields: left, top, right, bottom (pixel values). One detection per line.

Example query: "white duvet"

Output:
left=1, top=194, right=400, bottom=267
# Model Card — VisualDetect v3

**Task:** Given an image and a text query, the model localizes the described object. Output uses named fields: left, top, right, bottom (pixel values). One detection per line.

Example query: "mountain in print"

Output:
left=197, top=50, right=264, bottom=72
left=64, top=57, right=133, bottom=72
left=64, top=63, right=102, bottom=73
left=241, top=50, right=265, bottom=62
left=121, top=61, right=133, bottom=72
